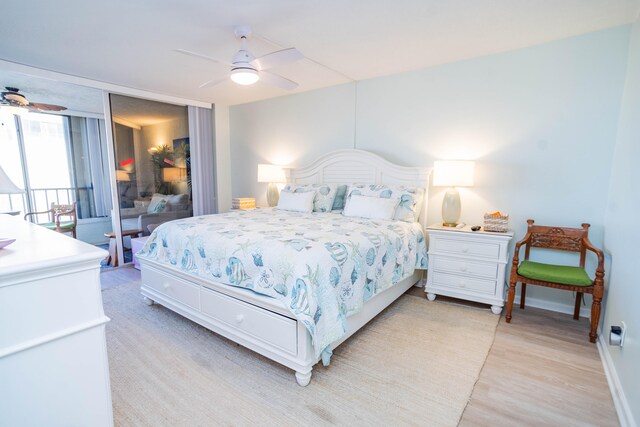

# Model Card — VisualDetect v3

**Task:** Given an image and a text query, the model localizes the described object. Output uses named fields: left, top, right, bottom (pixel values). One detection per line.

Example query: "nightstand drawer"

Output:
left=432, top=257, right=498, bottom=279
left=431, top=271, right=497, bottom=295
left=431, top=238, right=500, bottom=259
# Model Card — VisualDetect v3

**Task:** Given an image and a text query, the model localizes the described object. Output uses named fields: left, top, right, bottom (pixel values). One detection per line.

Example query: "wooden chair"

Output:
left=24, top=202, right=78, bottom=238
left=506, top=219, right=605, bottom=343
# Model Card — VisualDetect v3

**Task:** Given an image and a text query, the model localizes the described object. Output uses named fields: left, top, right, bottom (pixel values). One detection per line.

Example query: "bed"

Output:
left=137, top=149, right=430, bottom=386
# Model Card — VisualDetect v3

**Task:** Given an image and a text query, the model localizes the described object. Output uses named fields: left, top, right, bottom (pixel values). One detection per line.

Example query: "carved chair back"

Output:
left=50, top=202, right=77, bottom=225
left=524, top=219, right=589, bottom=268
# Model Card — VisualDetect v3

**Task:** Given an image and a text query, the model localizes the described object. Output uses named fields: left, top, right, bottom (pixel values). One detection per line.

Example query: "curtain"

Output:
left=86, top=118, right=112, bottom=217
left=188, top=105, right=217, bottom=215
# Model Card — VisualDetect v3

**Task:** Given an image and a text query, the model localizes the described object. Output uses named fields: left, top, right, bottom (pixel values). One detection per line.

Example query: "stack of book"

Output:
left=232, top=197, right=256, bottom=210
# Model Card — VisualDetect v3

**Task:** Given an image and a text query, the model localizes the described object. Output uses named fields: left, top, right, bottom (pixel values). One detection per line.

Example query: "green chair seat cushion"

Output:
left=41, top=221, right=75, bottom=231
left=518, top=260, right=592, bottom=286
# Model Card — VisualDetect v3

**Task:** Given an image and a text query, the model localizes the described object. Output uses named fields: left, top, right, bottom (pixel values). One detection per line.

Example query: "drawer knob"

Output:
left=163, top=283, right=171, bottom=290
left=460, top=266, right=467, bottom=272
left=235, top=314, right=245, bottom=324
left=459, top=281, right=466, bottom=288
left=461, top=247, right=469, bottom=253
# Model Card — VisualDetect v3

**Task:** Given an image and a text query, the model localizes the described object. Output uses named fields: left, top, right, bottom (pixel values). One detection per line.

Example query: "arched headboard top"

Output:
left=287, top=149, right=430, bottom=188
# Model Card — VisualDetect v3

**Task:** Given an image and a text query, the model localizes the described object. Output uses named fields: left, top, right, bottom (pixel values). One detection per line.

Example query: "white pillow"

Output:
left=344, top=184, right=425, bottom=222
left=342, top=195, right=399, bottom=220
left=277, top=190, right=315, bottom=213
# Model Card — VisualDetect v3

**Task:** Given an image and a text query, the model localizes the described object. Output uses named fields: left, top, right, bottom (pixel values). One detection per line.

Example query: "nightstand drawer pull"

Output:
left=459, top=266, right=467, bottom=272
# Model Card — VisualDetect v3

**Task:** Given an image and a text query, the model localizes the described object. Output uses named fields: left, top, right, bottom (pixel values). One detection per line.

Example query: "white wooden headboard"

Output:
left=286, top=149, right=431, bottom=228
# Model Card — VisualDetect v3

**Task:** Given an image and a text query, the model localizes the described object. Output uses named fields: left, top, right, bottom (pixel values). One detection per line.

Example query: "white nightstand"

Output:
left=425, top=224, right=514, bottom=314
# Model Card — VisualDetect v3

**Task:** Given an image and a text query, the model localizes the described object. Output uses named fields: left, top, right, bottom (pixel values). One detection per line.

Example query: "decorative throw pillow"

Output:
left=344, top=184, right=425, bottom=222
left=277, top=190, right=315, bottom=213
left=342, top=195, right=399, bottom=220
left=167, top=193, right=189, bottom=211
left=332, top=184, right=348, bottom=210
left=147, top=195, right=168, bottom=214
left=151, top=199, right=167, bottom=213
left=282, top=183, right=337, bottom=213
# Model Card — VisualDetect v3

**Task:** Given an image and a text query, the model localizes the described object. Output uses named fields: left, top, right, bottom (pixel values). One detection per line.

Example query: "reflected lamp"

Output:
left=257, top=164, right=286, bottom=207
left=115, top=170, right=130, bottom=182
left=433, top=160, right=475, bottom=227
left=162, top=167, right=186, bottom=183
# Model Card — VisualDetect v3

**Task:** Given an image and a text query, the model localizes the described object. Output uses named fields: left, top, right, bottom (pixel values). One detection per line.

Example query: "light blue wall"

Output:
left=231, top=26, right=630, bottom=313
left=603, top=15, right=640, bottom=426
left=230, top=83, right=356, bottom=200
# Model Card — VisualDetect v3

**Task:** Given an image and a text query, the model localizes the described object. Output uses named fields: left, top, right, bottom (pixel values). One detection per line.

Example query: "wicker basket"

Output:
left=483, top=213, right=509, bottom=232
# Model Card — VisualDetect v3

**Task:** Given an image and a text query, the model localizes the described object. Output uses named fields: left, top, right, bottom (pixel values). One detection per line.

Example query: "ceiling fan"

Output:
left=176, top=25, right=304, bottom=90
left=1, top=87, right=67, bottom=113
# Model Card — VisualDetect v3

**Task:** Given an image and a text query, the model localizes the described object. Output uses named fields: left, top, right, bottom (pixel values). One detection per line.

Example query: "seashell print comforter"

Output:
left=137, top=208, right=427, bottom=360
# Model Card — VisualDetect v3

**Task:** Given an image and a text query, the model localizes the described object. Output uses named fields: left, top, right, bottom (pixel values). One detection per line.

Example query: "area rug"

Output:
left=101, top=270, right=498, bottom=427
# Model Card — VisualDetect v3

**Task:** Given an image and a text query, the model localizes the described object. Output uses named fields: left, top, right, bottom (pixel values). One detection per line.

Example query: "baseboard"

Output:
left=519, top=295, right=591, bottom=318
left=597, top=335, right=637, bottom=427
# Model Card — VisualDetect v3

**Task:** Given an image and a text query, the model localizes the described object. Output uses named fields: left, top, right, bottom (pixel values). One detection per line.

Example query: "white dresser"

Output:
left=0, top=215, right=113, bottom=426
left=425, top=224, right=514, bottom=314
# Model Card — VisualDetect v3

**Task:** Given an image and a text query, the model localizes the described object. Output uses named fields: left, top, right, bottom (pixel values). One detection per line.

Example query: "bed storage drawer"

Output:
left=143, top=267, right=200, bottom=310
left=201, top=287, right=298, bottom=355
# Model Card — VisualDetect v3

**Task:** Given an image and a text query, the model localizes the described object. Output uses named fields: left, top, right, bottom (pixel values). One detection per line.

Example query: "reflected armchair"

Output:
left=24, top=202, right=78, bottom=238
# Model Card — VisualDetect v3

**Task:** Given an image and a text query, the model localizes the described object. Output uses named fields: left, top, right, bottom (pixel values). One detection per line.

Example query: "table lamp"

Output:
left=433, top=160, right=475, bottom=227
left=0, top=164, right=24, bottom=220
left=115, top=170, right=130, bottom=182
left=257, top=164, right=286, bottom=207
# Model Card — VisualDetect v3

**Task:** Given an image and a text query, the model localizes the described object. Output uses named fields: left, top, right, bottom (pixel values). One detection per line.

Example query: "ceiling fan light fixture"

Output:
left=230, top=68, right=259, bottom=85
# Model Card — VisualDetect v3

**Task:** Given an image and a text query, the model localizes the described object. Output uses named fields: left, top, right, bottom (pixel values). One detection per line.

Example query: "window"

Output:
left=0, top=111, right=111, bottom=221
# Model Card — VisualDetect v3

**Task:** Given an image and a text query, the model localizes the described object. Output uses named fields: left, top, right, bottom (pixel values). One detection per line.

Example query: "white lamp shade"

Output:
left=433, top=160, right=475, bottom=187
left=162, top=167, right=186, bottom=182
left=257, top=164, right=286, bottom=183
left=115, top=170, right=130, bottom=182
left=0, top=165, right=23, bottom=193
left=230, top=68, right=259, bottom=85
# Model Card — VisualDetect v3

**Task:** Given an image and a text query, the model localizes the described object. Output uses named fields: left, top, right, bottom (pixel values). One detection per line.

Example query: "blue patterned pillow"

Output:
left=344, top=184, right=424, bottom=222
left=282, top=184, right=337, bottom=213
left=332, top=185, right=348, bottom=210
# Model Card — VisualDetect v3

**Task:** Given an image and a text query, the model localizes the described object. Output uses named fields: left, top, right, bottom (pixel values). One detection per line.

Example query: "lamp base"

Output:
left=441, top=187, right=461, bottom=227
left=266, top=183, right=279, bottom=207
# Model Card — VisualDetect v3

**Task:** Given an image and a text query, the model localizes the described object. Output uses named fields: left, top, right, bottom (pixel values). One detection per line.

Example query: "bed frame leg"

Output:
left=295, top=370, right=312, bottom=387
left=143, top=296, right=154, bottom=306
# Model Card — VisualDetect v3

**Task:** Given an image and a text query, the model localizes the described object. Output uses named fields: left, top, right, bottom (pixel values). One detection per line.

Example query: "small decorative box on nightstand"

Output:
left=425, top=224, right=514, bottom=314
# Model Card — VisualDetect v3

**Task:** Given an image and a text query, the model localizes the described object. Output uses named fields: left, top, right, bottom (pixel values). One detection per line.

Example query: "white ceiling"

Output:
left=0, top=0, right=638, bottom=108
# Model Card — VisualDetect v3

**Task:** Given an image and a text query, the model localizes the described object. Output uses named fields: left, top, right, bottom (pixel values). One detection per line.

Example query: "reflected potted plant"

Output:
left=150, top=144, right=174, bottom=194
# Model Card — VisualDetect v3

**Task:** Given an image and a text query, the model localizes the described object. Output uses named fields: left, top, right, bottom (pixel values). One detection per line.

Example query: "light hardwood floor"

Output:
left=406, top=286, right=619, bottom=426
left=105, top=268, right=619, bottom=426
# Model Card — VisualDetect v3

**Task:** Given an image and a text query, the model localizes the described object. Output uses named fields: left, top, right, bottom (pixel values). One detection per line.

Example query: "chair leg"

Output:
left=506, top=281, right=517, bottom=323
left=590, top=296, right=601, bottom=343
left=573, top=292, right=582, bottom=320
left=520, top=283, right=526, bottom=309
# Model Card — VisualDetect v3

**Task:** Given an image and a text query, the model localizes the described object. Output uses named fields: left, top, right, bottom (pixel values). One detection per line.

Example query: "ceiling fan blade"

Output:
left=259, top=71, right=298, bottom=90
left=28, top=102, right=67, bottom=112
left=252, top=48, right=303, bottom=71
left=174, top=49, right=230, bottom=67
left=199, top=76, right=228, bottom=89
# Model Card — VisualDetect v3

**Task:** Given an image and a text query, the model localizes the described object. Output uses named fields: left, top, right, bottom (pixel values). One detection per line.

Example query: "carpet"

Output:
left=101, top=270, right=498, bottom=427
